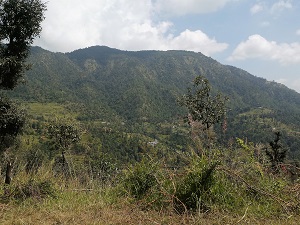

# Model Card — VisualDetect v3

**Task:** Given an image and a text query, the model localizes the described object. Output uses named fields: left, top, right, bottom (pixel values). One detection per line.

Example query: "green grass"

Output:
left=0, top=164, right=300, bottom=225
left=25, top=102, right=78, bottom=121
left=1, top=112, right=300, bottom=224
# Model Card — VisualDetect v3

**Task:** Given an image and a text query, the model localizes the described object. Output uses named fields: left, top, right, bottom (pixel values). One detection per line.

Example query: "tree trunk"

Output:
left=61, top=150, right=70, bottom=178
left=62, top=150, right=67, bottom=167
left=5, top=161, right=13, bottom=185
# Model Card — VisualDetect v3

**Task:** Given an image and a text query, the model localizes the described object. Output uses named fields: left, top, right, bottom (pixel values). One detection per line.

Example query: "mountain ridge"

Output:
left=8, top=45, right=300, bottom=157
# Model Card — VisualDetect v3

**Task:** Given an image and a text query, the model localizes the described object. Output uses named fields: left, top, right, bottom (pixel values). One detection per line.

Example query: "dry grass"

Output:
left=1, top=188, right=300, bottom=225
left=1, top=150, right=300, bottom=224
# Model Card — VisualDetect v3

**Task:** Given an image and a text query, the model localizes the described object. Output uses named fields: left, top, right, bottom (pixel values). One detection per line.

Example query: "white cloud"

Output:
left=228, top=34, right=300, bottom=65
left=34, top=0, right=228, bottom=55
left=250, top=3, right=264, bottom=14
left=271, top=0, right=293, bottom=14
left=297, top=29, right=300, bottom=36
left=249, top=1, right=293, bottom=17
left=168, top=29, right=228, bottom=55
left=153, top=0, right=240, bottom=16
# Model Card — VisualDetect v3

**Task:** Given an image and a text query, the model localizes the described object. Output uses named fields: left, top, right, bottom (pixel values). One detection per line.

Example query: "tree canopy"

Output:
left=0, top=0, right=46, bottom=184
left=0, top=96, right=25, bottom=153
left=0, top=0, right=46, bottom=89
left=180, top=75, right=228, bottom=130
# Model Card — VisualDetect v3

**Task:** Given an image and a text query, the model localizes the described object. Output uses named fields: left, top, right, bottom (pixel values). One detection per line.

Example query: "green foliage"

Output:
left=1, top=179, right=56, bottom=202
left=266, top=131, right=288, bottom=172
left=0, top=0, right=46, bottom=185
left=8, top=46, right=300, bottom=158
left=47, top=122, right=80, bottom=177
left=47, top=123, right=80, bottom=150
left=180, top=75, right=228, bottom=130
left=0, top=96, right=25, bottom=152
left=24, top=148, right=46, bottom=174
left=122, top=158, right=159, bottom=200
left=84, top=150, right=118, bottom=183
left=174, top=153, right=218, bottom=212
left=0, top=0, right=46, bottom=89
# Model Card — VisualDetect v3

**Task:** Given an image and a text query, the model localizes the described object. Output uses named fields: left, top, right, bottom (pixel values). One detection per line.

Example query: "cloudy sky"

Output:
left=34, top=0, right=300, bottom=93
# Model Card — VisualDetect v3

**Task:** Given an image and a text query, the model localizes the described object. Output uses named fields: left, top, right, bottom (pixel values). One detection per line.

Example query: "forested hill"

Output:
left=10, top=46, right=300, bottom=157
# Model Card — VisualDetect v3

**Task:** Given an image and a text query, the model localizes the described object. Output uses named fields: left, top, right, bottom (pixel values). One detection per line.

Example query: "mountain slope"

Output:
left=9, top=46, right=300, bottom=157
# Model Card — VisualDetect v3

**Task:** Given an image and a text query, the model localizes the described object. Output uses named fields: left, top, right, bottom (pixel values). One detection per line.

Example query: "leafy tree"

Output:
left=0, top=97, right=25, bottom=152
left=47, top=123, right=80, bottom=173
left=0, top=97, right=25, bottom=184
left=180, top=75, right=228, bottom=150
left=180, top=76, right=228, bottom=130
left=0, top=0, right=46, bottom=89
left=0, top=0, right=46, bottom=184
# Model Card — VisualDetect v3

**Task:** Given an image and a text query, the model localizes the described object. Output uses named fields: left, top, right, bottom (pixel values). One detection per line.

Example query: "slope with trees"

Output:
left=7, top=46, right=300, bottom=158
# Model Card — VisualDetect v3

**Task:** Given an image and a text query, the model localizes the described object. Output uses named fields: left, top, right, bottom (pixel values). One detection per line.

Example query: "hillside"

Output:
left=8, top=46, right=300, bottom=158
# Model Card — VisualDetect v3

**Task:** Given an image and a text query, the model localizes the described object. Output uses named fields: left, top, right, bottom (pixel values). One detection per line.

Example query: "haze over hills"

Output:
left=9, top=46, right=300, bottom=158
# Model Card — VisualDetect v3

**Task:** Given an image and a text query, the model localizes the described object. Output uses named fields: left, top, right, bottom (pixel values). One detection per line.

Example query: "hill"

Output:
left=8, top=45, right=300, bottom=158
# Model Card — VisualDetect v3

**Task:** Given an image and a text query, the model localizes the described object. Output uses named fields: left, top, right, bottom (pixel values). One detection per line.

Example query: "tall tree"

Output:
left=0, top=0, right=46, bottom=89
left=0, top=96, right=25, bottom=184
left=180, top=75, right=228, bottom=150
left=180, top=76, right=228, bottom=130
left=0, top=0, right=46, bottom=184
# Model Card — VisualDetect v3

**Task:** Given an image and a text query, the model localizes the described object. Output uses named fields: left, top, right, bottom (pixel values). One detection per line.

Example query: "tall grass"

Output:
left=1, top=139, right=300, bottom=224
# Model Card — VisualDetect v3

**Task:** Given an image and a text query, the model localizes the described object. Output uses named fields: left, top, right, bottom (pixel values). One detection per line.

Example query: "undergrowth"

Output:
left=0, top=139, right=300, bottom=224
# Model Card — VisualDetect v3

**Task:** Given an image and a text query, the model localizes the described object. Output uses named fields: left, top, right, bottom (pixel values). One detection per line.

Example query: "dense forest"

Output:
left=7, top=46, right=300, bottom=161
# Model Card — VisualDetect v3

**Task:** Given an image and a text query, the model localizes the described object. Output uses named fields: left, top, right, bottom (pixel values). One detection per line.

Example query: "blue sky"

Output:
left=35, top=0, right=300, bottom=92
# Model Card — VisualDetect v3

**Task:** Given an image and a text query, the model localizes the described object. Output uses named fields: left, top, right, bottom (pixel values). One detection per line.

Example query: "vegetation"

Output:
left=47, top=122, right=80, bottom=175
left=0, top=0, right=46, bottom=89
left=2, top=137, right=300, bottom=224
left=0, top=11, right=300, bottom=223
left=266, top=131, right=288, bottom=173
left=0, top=0, right=46, bottom=184
left=7, top=46, right=300, bottom=159
left=0, top=97, right=25, bottom=184
left=180, top=75, right=228, bottom=130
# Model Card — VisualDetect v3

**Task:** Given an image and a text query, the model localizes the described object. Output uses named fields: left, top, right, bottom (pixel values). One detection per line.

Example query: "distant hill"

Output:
left=9, top=46, right=300, bottom=158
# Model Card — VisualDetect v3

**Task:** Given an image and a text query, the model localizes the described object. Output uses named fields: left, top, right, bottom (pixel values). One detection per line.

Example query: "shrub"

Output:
left=2, top=179, right=57, bottom=202
left=174, top=154, right=218, bottom=213
left=122, top=158, right=159, bottom=200
left=24, top=148, right=46, bottom=174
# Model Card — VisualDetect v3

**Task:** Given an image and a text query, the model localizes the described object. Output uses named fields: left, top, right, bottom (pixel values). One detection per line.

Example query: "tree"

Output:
left=48, top=123, right=80, bottom=175
left=0, top=0, right=46, bottom=89
left=0, top=97, right=25, bottom=151
left=180, top=75, right=228, bottom=150
left=0, top=97, right=25, bottom=184
left=265, top=131, right=288, bottom=173
left=0, top=0, right=46, bottom=184
left=180, top=76, right=228, bottom=130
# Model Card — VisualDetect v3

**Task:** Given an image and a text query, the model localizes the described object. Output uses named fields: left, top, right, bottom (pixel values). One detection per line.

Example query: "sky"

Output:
left=34, top=0, right=300, bottom=93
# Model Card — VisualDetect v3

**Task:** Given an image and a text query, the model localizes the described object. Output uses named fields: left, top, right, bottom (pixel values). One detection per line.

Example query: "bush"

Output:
left=122, top=158, right=159, bottom=200
left=84, top=151, right=118, bottom=184
left=174, top=154, right=218, bottom=213
left=2, top=179, right=57, bottom=202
